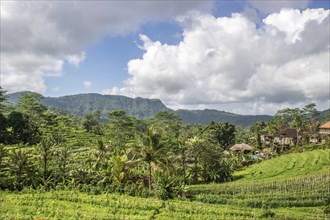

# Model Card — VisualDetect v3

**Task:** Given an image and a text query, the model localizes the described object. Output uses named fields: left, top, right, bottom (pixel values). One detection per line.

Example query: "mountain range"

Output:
left=7, top=92, right=275, bottom=127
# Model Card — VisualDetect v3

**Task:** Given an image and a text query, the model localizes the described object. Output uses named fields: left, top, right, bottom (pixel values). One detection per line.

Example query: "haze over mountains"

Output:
left=6, top=92, right=283, bottom=126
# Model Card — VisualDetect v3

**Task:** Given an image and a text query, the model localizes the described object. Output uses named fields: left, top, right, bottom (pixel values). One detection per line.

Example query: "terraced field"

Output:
left=233, top=148, right=330, bottom=181
left=0, top=190, right=163, bottom=219
left=1, top=148, right=329, bottom=219
left=189, top=148, right=330, bottom=219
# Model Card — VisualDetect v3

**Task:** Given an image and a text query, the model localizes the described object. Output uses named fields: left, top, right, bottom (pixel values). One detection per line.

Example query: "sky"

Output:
left=1, top=0, right=329, bottom=115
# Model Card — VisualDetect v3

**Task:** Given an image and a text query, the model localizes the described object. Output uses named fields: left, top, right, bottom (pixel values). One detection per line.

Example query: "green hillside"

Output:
left=7, top=92, right=328, bottom=127
left=234, top=148, right=330, bottom=181
left=188, top=149, right=330, bottom=219
left=38, top=93, right=171, bottom=120
left=7, top=91, right=273, bottom=126
left=177, top=109, right=272, bottom=127
left=1, top=149, right=329, bottom=219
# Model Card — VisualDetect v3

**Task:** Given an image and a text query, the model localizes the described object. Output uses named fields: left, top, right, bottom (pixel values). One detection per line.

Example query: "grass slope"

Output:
left=189, top=148, right=330, bottom=219
left=233, top=149, right=330, bottom=181
left=1, top=149, right=329, bottom=219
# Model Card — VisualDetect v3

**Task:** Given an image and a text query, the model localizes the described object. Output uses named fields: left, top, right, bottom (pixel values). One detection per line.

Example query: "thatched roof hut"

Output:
left=230, top=143, right=253, bottom=151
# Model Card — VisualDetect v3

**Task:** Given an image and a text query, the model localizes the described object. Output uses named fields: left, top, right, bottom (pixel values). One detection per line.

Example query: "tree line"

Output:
left=0, top=88, right=237, bottom=199
left=0, top=88, right=328, bottom=199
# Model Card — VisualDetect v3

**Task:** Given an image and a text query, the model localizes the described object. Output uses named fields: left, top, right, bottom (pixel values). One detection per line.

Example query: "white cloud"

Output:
left=106, top=9, right=329, bottom=114
left=1, top=52, right=63, bottom=93
left=83, top=81, right=92, bottom=89
left=263, top=8, right=329, bottom=43
left=66, top=52, right=86, bottom=68
left=1, top=1, right=211, bottom=94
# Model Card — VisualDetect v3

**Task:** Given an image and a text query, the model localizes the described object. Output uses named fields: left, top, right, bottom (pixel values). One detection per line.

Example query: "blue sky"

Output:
left=1, top=1, right=329, bottom=114
left=46, top=19, right=184, bottom=97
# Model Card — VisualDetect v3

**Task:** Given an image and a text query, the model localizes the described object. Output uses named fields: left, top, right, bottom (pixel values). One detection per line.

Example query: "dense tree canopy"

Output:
left=0, top=94, right=327, bottom=198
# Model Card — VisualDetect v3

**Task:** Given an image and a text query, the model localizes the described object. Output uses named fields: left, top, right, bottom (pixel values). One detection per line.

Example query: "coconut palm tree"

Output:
left=132, top=126, right=169, bottom=194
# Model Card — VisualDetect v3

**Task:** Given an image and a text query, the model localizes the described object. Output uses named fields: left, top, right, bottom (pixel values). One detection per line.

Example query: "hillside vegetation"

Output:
left=1, top=148, right=329, bottom=219
left=1, top=89, right=330, bottom=219
left=8, top=92, right=171, bottom=120
left=188, top=148, right=330, bottom=219
left=176, top=109, right=272, bottom=126
left=233, top=148, right=330, bottom=181
left=7, top=92, right=272, bottom=126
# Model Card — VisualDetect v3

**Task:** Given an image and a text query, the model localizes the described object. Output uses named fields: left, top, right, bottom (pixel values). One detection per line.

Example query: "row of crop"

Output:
left=157, top=200, right=327, bottom=220
left=193, top=193, right=328, bottom=208
left=188, top=173, right=329, bottom=211
left=190, top=173, right=330, bottom=195
left=157, top=200, right=263, bottom=220
left=1, top=189, right=328, bottom=219
left=0, top=190, right=162, bottom=219
left=233, top=149, right=330, bottom=181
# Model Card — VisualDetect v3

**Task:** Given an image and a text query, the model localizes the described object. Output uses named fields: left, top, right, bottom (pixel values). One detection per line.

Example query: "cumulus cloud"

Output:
left=83, top=81, right=92, bottom=89
left=104, top=9, right=330, bottom=114
left=1, top=52, right=63, bottom=93
left=1, top=1, right=211, bottom=93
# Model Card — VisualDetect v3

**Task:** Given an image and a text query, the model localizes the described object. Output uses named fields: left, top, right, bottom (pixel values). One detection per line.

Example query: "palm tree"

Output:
left=9, top=148, right=34, bottom=190
left=110, top=154, right=141, bottom=186
left=133, top=126, right=169, bottom=194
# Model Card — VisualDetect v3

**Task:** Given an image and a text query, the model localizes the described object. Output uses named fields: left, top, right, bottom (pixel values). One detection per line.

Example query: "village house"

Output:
left=278, top=128, right=297, bottom=146
left=260, top=131, right=272, bottom=146
left=260, top=128, right=298, bottom=147
left=319, top=121, right=330, bottom=142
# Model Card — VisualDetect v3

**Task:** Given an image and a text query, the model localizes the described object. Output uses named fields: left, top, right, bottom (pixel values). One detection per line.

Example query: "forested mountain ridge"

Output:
left=176, top=109, right=272, bottom=127
left=8, top=92, right=171, bottom=120
left=8, top=91, right=273, bottom=126
left=43, top=93, right=171, bottom=120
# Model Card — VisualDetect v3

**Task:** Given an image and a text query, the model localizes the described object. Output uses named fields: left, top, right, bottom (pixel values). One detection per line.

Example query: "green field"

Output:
left=233, top=148, right=330, bottom=181
left=1, top=148, right=330, bottom=219
left=188, top=149, right=330, bottom=219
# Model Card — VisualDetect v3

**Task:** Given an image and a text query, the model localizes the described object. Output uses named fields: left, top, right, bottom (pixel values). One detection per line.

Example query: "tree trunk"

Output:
left=148, top=161, right=152, bottom=195
left=182, top=156, right=186, bottom=187
left=43, top=154, right=47, bottom=179
left=296, top=129, right=299, bottom=147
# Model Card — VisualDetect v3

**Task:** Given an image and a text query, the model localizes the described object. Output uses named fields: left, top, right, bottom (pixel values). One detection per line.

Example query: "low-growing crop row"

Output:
left=0, top=190, right=162, bottom=220
left=233, top=149, right=330, bottom=181
left=1, top=149, right=329, bottom=219
left=185, top=149, right=330, bottom=219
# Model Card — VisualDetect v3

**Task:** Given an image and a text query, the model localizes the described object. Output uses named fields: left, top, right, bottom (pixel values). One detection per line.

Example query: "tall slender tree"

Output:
left=251, top=121, right=266, bottom=149
left=133, top=127, right=169, bottom=193
left=0, top=87, right=8, bottom=114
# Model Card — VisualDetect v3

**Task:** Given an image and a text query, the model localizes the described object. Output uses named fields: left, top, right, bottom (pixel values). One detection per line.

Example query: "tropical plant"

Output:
left=132, top=126, right=170, bottom=194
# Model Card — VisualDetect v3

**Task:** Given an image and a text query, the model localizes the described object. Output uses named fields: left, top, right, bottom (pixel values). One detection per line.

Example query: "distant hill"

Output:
left=8, top=92, right=170, bottom=119
left=177, top=109, right=272, bottom=127
left=7, top=91, right=38, bottom=104
left=319, top=109, right=330, bottom=122
left=44, top=93, right=172, bottom=120
left=7, top=92, right=273, bottom=126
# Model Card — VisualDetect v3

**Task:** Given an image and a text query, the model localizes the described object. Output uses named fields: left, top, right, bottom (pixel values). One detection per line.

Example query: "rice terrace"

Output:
left=1, top=0, right=330, bottom=219
left=1, top=147, right=329, bottom=219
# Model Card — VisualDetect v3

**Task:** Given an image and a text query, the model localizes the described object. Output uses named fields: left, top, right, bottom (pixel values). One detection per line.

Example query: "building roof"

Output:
left=320, top=121, right=330, bottom=129
left=230, top=143, right=253, bottom=151
left=280, top=128, right=297, bottom=138
left=260, top=131, right=270, bottom=136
